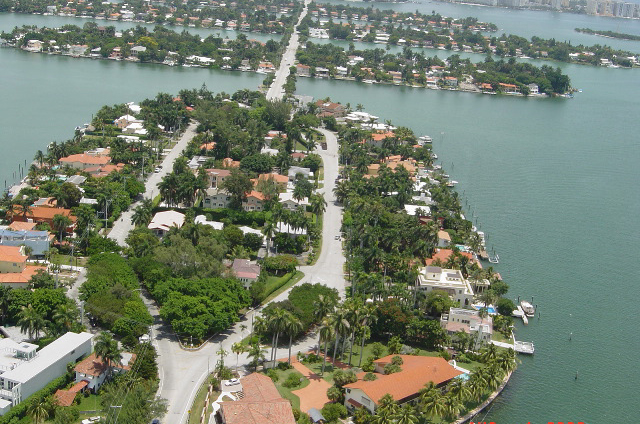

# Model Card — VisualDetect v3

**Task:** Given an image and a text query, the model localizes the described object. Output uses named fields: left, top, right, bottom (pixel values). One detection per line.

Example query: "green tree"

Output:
left=221, top=168, right=253, bottom=209
left=27, top=398, right=52, bottom=424
left=18, top=303, right=48, bottom=340
left=94, top=331, right=122, bottom=379
left=285, top=313, right=303, bottom=365
left=53, top=214, right=72, bottom=242
left=231, top=342, right=245, bottom=373
left=247, top=342, right=267, bottom=371
left=131, top=199, right=153, bottom=227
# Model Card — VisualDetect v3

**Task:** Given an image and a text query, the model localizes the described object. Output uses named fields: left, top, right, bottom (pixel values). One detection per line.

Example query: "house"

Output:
left=425, top=248, right=475, bottom=267
left=25, top=40, right=43, bottom=52
left=389, top=71, right=403, bottom=84
left=242, top=191, right=264, bottom=212
left=231, top=259, right=261, bottom=288
left=441, top=307, right=492, bottom=349
left=315, top=67, right=330, bottom=78
left=221, top=158, right=240, bottom=168
left=65, top=175, right=87, bottom=186
left=367, top=132, right=395, bottom=148
left=73, top=352, right=136, bottom=393
left=336, top=66, right=348, bottom=78
left=58, top=153, right=110, bottom=170
left=297, top=64, right=311, bottom=77
left=308, top=408, right=326, bottom=424
left=344, top=355, right=462, bottom=414
left=0, top=228, right=50, bottom=257
left=258, top=62, right=275, bottom=73
left=437, top=230, right=451, bottom=248
left=498, top=83, right=519, bottom=94
left=414, top=266, right=475, bottom=307
left=114, top=114, right=142, bottom=129
left=278, top=192, right=309, bottom=211
left=0, top=245, right=28, bottom=276
left=188, top=155, right=210, bottom=170
left=206, top=168, right=231, bottom=188
left=287, top=166, right=312, bottom=182
left=148, top=211, right=185, bottom=237
left=130, top=45, right=147, bottom=56
left=123, top=122, right=147, bottom=136
left=9, top=206, right=76, bottom=230
left=0, top=332, right=93, bottom=415
left=256, top=173, right=288, bottom=190
left=314, top=100, right=346, bottom=118
left=194, top=215, right=224, bottom=231
left=202, top=188, right=231, bottom=209
left=218, top=373, right=296, bottom=424
left=527, top=83, right=539, bottom=95
left=444, top=76, right=458, bottom=87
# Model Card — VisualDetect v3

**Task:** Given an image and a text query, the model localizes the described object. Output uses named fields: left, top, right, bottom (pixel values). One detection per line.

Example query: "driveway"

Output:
left=291, top=361, right=331, bottom=413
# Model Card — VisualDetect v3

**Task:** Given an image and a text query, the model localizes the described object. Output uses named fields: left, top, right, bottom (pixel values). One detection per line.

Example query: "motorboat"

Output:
left=520, top=300, right=535, bottom=317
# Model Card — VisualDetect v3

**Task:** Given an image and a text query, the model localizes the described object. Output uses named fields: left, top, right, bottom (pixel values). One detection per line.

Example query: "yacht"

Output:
left=520, top=300, right=535, bottom=317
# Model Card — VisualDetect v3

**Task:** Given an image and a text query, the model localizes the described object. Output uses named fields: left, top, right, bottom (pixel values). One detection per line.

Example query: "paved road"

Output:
left=107, top=122, right=198, bottom=246
left=266, top=0, right=311, bottom=101
left=156, top=128, right=346, bottom=424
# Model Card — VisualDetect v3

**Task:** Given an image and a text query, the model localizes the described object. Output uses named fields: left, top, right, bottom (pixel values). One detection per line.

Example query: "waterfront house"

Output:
left=203, top=188, right=231, bottom=209
left=25, top=40, right=43, bottom=52
left=441, top=307, right=493, bottom=349
left=444, top=76, right=458, bottom=87
left=258, top=62, right=275, bottom=73
left=231, top=259, right=261, bottom=288
left=59, top=153, right=110, bottom=170
left=114, top=115, right=141, bottom=129
left=414, top=266, right=475, bottom=306
left=336, top=66, right=348, bottom=78
left=148, top=211, right=185, bottom=237
left=527, top=83, right=539, bottom=95
left=314, top=100, right=346, bottom=118
left=218, top=373, right=296, bottom=424
left=498, top=83, right=519, bottom=94
left=297, top=64, right=311, bottom=77
left=389, top=71, right=403, bottom=84
left=0, top=332, right=93, bottom=415
left=344, top=355, right=462, bottom=414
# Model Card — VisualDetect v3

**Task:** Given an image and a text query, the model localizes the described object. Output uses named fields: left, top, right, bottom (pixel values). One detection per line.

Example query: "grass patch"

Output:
left=303, top=360, right=336, bottom=385
left=76, top=392, right=102, bottom=414
left=262, top=271, right=305, bottom=304
left=492, top=331, right=513, bottom=344
left=265, top=367, right=309, bottom=410
left=50, top=254, right=88, bottom=268
left=188, top=375, right=219, bottom=424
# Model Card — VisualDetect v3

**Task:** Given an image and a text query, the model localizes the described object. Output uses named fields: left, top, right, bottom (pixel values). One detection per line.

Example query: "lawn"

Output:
left=50, top=254, right=88, bottom=268
left=491, top=331, right=513, bottom=344
left=265, top=367, right=310, bottom=410
left=188, top=375, right=219, bottom=424
left=262, top=271, right=305, bottom=304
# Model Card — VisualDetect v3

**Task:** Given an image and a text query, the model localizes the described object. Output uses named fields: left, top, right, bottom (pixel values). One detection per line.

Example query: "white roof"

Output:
left=117, top=114, right=138, bottom=122
left=148, top=211, right=185, bottom=232
left=1, top=332, right=93, bottom=384
left=278, top=192, right=309, bottom=206
left=238, top=226, right=264, bottom=239
left=275, top=221, right=307, bottom=235
left=404, top=204, right=430, bottom=216
left=194, top=215, right=224, bottom=231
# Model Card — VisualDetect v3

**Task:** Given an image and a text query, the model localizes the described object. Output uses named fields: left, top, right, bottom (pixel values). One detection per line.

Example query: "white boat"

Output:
left=520, top=300, right=535, bottom=317
left=419, top=135, right=432, bottom=143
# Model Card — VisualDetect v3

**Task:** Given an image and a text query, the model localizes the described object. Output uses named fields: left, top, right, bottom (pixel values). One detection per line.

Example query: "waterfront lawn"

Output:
left=492, top=331, right=513, bottom=344
left=265, top=367, right=309, bottom=410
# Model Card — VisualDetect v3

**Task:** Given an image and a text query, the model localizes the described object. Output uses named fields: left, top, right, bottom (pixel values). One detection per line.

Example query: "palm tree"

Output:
left=358, top=304, right=377, bottom=367
left=52, top=302, right=78, bottom=335
left=131, top=199, right=153, bottom=227
left=0, top=286, right=11, bottom=324
left=419, top=382, right=445, bottom=418
left=447, top=378, right=471, bottom=403
left=327, top=386, right=342, bottom=402
left=329, top=309, right=350, bottom=364
left=285, top=313, right=303, bottom=365
left=247, top=343, right=267, bottom=372
left=17, top=304, right=48, bottom=340
left=267, top=308, right=289, bottom=368
left=27, top=398, right=51, bottom=424
left=262, top=220, right=276, bottom=257
left=94, top=332, right=122, bottom=380
left=231, top=342, right=245, bottom=373
left=52, top=214, right=72, bottom=242
left=318, top=320, right=334, bottom=375
left=344, top=301, right=360, bottom=365
left=372, top=408, right=394, bottom=424
left=34, top=150, right=45, bottom=167
left=484, top=363, right=505, bottom=390
left=495, top=347, right=518, bottom=374
left=442, top=392, right=463, bottom=421
left=479, top=343, right=499, bottom=363
left=310, top=193, right=327, bottom=219
left=467, top=371, right=488, bottom=402
left=377, top=394, right=400, bottom=416
left=216, top=345, right=228, bottom=373
left=313, top=294, right=335, bottom=352
left=394, top=404, right=418, bottom=424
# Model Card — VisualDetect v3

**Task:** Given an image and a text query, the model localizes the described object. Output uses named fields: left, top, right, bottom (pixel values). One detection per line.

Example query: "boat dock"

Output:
left=512, top=306, right=529, bottom=324
left=491, top=340, right=535, bottom=354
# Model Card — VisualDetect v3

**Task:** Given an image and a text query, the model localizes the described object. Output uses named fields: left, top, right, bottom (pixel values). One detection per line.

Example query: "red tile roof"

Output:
left=0, top=265, right=47, bottom=285
left=59, top=154, right=110, bottom=166
left=425, top=248, right=473, bottom=266
left=9, top=206, right=76, bottom=223
left=0, top=246, right=27, bottom=264
left=344, top=355, right=462, bottom=404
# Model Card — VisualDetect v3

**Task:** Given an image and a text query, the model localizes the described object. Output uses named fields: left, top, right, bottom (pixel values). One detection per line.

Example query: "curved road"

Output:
left=145, top=128, right=345, bottom=424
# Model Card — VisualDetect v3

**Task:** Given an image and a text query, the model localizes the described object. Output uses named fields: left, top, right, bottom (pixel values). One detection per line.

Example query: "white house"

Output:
left=437, top=230, right=451, bottom=248
left=194, top=215, right=224, bottom=230
left=288, top=166, right=312, bottom=182
left=278, top=192, right=309, bottom=211
left=148, top=211, right=185, bottom=237
left=0, top=332, right=93, bottom=415
left=203, top=188, right=231, bottom=209
left=414, top=266, right=475, bottom=307
left=440, top=307, right=492, bottom=349
left=73, top=352, right=136, bottom=393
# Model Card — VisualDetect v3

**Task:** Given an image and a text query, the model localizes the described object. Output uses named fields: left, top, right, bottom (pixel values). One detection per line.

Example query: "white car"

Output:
left=334, top=235, right=341, bottom=240
left=225, top=378, right=239, bottom=386
left=154, top=166, right=162, bottom=173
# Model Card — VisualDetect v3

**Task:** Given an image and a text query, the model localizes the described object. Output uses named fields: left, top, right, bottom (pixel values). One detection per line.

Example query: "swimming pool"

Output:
left=471, top=304, right=497, bottom=314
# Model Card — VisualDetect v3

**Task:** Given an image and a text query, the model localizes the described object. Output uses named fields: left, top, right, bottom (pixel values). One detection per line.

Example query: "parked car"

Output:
left=225, top=378, right=239, bottom=386
left=154, top=166, right=162, bottom=173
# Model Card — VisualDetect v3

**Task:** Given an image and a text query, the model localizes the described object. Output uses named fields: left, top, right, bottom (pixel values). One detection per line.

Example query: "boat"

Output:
left=520, top=300, right=535, bottom=317
left=419, top=135, right=433, bottom=143
left=514, top=340, right=535, bottom=354
left=488, top=253, right=499, bottom=264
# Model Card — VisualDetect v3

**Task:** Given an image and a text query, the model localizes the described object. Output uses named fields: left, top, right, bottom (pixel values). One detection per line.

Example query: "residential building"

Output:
left=414, top=266, right=475, bottom=306
left=194, top=215, right=224, bottom=231
left=242, top=191, right=264, bottom=212
left=437, top=230, right=451, bottom=248
left=148, top=211, right=185, bottom=237
left=58, top=153, right=110, bottom=170
left=336, top=66, right=348, bottom=78
left=315, top=67, right=330, bottom=78
left=0, top=332, right=93, bottom=415
left=256, top=173, right=288, bottom=190
left=444, top=76, right=458, bottom=87
left=425, top=248, right=475, bottom=267
left=73, top=352, right=136, bottom=393
left=344, top=355, right=462, bottom=414
left=0, top=228, right=50, bottom=257
left=0, top=246, right=27, bottom=274
left=206, top=168, right=231, bottom=188
left=9, top=206, right=75, bottom=230
left=296, top=64, right=311, bottom=77
left=113, top=114, right=142, bottom=129
left=203, top=188, right=231, bottom=209
left=231, top=259, right=261, bottom=288
left=278, top=192, right=309, bottom=211
left=527, top=83, right=539, bottom=94
left=389, top=71, right=403, bottom=84
left=440, top=307, right=492, bottom=349
left=287, top=166, right=312, bottom=182
left=314, top=100, right=346, bottom=118
left=218, top=373, right=296, bottom=424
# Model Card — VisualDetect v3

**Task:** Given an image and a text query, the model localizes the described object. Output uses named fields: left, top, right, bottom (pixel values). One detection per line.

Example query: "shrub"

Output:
left=383, top=363, right=402, bottom=375
left=362, top=357, right=375, bottom=372
left=371, top=342, right=386, bottom=359
left=321, top=403, right=347, bottom=422
left=267, top=369, right=279, bottom=382
left=282, top=372, right=303, bottom=388
left=277, top=361, right=292, bottom=371
left=391, top=355, right=403, bottom=366
left=363, top=372, right=377, bottom=381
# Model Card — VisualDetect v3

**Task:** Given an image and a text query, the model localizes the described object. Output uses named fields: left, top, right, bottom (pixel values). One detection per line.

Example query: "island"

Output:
left=575, top=27, right=640, bottom=41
